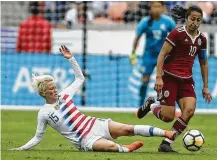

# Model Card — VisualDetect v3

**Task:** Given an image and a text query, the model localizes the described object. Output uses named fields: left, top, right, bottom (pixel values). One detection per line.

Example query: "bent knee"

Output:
left=123, top=125, right=134, bottom=136
left=160, top=107, right=175, bottom=122
left=142, top=76, right=150, bottom=83
left=161, top=114, right=175, bottom=122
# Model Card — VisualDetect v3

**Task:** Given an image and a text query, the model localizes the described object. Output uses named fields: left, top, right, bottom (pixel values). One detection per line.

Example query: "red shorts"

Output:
left=159, top=73, right=196, bottom=106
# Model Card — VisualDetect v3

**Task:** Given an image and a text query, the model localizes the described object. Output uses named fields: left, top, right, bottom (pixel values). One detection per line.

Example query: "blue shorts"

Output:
left=140, top=52, right=158, bottom=76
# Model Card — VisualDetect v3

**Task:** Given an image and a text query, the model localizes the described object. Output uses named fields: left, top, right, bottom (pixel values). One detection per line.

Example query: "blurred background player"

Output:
left=129, top=1, right=176, bottom=106
left=16, top=1, right=52, bottom=53
left=9, top=45, right=175, bottom=152
left=137, top=5, right=213, bottom=152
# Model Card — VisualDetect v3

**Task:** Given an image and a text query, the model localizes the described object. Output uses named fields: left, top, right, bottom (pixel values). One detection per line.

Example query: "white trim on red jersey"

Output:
left=183, top=25, right=201, bottom=44
left=166, top=37, right=176, bottom=46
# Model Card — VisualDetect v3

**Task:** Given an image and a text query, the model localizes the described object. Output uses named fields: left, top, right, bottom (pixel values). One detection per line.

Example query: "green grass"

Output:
left=1, top=111, right=217, bottom=160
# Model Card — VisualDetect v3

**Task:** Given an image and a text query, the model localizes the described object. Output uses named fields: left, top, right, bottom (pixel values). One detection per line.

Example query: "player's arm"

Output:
left=9, top=113, right=47, bottom=151
left=130, top=18, right=147, bottom=65
left=198, top=50, right=208, bottom=88
left=198, top=49, right=212, bottom=103
left=59, top=45, right=85, bottom=97
left=156, top=41, right=173, bottom=77
left=130, top=34, right=141, bottom=66
left=132, top=36, right=141, bottom=54
left=155, top=41, right=173, bottom=92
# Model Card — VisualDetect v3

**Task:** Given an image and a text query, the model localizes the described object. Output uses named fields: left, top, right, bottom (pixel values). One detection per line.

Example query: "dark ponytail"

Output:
left=171, top=5, right=203, bottom=21
left=171, top=5, right=187, bottom=20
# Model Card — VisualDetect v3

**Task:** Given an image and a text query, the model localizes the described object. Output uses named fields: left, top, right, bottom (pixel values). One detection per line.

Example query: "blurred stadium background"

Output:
left=1, top=1, right=217, bottom=112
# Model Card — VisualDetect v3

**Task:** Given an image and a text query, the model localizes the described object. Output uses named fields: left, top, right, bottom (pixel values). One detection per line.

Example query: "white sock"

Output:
left=150, top=102, right=160, bottom=112
left=116, top=144, right=129, bottom=152
left=164, top=138, right=174, bottom=144
left=134, top=125, right=165, bottom=137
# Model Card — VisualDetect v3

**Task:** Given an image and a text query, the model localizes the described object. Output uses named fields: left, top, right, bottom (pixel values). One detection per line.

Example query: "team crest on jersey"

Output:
left=164, top=90, right=170, bottom=98
left=160, top=24, right=166, bottom=31
left=198, top=38, right=201, bottom=46
left=54, top=105, right=60, bottom=110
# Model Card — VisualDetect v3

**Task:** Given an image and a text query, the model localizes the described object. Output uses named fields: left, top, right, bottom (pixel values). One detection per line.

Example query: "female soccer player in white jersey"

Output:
left=9, top=45, right=175, bottom=152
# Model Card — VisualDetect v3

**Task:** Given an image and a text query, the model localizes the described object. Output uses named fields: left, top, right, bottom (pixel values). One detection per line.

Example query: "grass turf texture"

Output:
left=1, top=111, right=217, bottom=160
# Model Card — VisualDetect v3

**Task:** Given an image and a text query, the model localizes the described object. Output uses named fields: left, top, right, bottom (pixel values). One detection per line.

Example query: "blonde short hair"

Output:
left=31, top=74, right=54, bottom=98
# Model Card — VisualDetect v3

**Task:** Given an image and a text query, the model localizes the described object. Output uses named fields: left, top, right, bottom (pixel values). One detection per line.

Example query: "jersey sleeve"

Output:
left=165, top=29, right=178, bottom=47
left=201, top=34, right=207, bottom=50
left=198, top=35, right=208, bottom=59
left=59, top=56, right=85, bottom=97
left=18, top=111, right=48, bottom=150
left=136, top=17, right=148, bottom=37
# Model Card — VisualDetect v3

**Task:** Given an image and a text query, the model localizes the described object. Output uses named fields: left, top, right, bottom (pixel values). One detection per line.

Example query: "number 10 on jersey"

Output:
left=189, top=45, right=197, bottom=56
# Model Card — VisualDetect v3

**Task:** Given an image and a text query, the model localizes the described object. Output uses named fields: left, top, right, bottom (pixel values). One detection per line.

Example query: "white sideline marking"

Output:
left=1, top=105, right=217, bottom=114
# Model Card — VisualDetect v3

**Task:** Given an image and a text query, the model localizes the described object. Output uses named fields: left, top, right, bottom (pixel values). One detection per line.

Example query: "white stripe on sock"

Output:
left=150, top=102, right=160, bottom=112
left=116, top=144, right=129, bottom=152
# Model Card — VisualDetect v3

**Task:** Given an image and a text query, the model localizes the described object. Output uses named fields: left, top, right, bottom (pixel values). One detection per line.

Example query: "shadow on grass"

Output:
left=4, top=149, right=214, bottom=156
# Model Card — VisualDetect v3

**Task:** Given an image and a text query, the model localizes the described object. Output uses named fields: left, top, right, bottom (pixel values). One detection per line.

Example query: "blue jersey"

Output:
left=136, top=14, right=176, bottom=57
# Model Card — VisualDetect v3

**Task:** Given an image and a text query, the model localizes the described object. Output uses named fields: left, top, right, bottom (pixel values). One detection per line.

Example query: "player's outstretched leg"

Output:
left=108, top=121, right=176, bottom=140
left=137, top=97, right=155, bottom=119
left=122, top=141, right=144, bottom=152
left=92, top=138, right=144, bottom=152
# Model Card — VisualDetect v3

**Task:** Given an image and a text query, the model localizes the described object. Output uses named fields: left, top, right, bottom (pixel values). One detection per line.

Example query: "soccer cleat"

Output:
left=136, top=97, right=155, bottom=119
left=122, top=141, right=144, bottom=152
left=164, top=130, right=176, bottom=140
left=158, top=140, right=177, bottom=153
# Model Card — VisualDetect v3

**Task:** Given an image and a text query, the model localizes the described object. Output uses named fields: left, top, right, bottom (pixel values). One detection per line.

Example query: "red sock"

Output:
left=173, top=117, right=187, bottom=134
left=170, top=117, right=188, bottom=141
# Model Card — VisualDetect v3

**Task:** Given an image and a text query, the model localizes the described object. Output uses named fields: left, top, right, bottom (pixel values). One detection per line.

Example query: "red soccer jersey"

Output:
left=16, top=16, right=52, bottom=53
left=163, top=26, right=207, bottom=78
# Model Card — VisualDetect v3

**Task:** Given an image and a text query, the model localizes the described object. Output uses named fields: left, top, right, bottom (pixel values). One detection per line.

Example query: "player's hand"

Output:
left=154, top=76, right=164, bottom=94
left=8, top=147, right=23, bottom=151
left=129, top=52, right=137, bottom=66
left=202, top=87, right=212, bottom=103
left=59, top=45, right=72, bottom=59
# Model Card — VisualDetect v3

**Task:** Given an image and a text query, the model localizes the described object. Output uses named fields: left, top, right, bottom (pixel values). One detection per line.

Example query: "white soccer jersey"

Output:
left=18, top=57, right=96, bottom=150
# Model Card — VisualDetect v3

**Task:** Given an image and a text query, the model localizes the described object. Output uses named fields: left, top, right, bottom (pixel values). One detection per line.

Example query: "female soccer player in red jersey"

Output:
left=137, top=5, right=212, bottom=152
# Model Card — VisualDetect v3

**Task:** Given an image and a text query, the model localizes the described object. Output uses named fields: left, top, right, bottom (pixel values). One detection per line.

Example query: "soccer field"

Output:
left=1, top=111, right=217, bottom=160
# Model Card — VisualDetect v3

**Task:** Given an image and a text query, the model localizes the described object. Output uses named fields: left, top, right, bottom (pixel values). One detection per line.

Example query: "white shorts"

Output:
left=80, top=118, right=114, bottom=151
